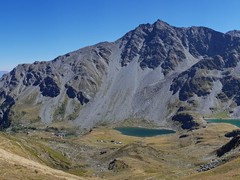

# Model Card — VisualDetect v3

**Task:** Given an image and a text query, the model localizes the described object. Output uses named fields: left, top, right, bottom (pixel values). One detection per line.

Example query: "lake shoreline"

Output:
left=205, top=118, right=240, bottom=127
left=204, top=118, right=240, bottom=120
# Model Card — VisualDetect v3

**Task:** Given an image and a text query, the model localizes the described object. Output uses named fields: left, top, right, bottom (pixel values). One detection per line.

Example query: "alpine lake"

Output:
left=206, top=118, right=240, bottom=127
left=114, top=127, right=176, bottom=137
left=115, top=118, right=240, bottom=137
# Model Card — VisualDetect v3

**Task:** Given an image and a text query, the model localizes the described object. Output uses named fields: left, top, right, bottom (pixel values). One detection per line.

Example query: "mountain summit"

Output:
left=1, top=20, right=240, bottom=129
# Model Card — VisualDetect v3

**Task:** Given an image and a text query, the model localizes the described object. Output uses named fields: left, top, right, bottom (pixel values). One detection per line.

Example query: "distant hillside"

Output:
left=0, top=71, right=8, bottom=78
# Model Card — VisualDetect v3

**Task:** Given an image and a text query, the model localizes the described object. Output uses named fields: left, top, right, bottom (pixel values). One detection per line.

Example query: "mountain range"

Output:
left=1, top=20, right=240, bottom=130
left=0, top=71, right=8, bottom=78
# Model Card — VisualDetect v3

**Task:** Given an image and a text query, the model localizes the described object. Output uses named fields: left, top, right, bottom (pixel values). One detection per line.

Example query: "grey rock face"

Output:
left=172, top=113, right=199, bottom=129
left=1, top=20, right=240, bottom=129
left=217, top=136, right=240, bottom=157
left=226, top=30, right=240, bottom=38
left=39, top=77, right=60, bottom=97
left=0, top=92, right=15, bottom=128
left=120, top=20, right=187, bottom=74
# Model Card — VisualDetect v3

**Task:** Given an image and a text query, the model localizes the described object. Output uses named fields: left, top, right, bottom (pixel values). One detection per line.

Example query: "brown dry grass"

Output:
left=0, top=122, right=239, bottom=180
left=0, top=148, right=84, bottom=180
left=77, top=124, right=240, bottom=179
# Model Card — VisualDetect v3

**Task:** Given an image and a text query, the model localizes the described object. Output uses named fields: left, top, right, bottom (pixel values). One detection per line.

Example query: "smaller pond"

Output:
left=206, top=119, right=240, bottom=127
left=114, top=127, right=175, bottom=137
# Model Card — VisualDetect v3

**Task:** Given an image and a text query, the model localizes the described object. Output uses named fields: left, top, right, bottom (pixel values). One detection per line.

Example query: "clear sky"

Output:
left=0, top=0, right=240, bottom=71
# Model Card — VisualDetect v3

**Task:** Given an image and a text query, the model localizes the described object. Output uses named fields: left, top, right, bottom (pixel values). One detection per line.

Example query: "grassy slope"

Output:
left=0, top=122, right=239, bottom=179
left=77, top=124, right=240, bottom=179
left=0, top=133, right=87, bottom=180
left=183, top=156, right=240, bottom=180
left=0, top=148, right=84, bottom=180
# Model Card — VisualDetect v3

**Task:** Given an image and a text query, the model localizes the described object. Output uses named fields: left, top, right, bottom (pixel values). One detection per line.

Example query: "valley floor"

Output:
left=0, top=122, right=240, bottom=179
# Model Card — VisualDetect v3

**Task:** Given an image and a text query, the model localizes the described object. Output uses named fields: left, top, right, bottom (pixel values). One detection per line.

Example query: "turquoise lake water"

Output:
left=206, top=119, right=240, bottom=127
left=115, top=127, right=175, bottom=137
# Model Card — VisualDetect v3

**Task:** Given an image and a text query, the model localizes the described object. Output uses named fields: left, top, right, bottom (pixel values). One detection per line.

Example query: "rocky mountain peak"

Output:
left=226, top=30, right=240, bottom=38
left=153, top=19, right=172, bottom=29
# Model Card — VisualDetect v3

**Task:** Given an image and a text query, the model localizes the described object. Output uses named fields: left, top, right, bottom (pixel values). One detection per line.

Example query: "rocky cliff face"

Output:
left=1, top=20, right=240, bottom=129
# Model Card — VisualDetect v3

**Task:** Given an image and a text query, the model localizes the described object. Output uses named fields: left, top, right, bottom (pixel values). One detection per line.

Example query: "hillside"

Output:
left=1, top=20, right=240, bottom=130
left=0, top=122, right=239, bottom=179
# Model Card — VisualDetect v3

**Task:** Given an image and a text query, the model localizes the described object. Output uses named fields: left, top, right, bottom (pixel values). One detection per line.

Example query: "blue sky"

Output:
left=0, top=0, right=240, bottom=71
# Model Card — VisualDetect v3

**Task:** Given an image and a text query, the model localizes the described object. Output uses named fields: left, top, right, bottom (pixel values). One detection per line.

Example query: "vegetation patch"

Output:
left=207, top=110, right=229, bottom=119
left=53, top=98, right=68, bottom=121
